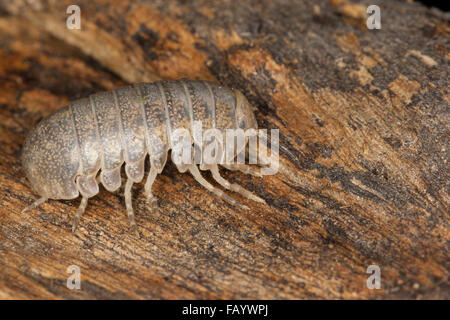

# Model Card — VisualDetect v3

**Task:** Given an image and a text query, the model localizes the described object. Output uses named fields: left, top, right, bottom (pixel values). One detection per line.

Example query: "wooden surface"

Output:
left=0, top=0, right=448, bottom=299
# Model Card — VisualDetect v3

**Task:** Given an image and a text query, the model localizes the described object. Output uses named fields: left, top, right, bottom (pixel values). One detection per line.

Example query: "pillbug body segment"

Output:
left=21, top=80, right=266, bottom=236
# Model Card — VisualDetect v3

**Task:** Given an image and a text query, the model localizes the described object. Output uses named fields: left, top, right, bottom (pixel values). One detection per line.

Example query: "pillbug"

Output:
left=21, top=80, right=269, bottom=236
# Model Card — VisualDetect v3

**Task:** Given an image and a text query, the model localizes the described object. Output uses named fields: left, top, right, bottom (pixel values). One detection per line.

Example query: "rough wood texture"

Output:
left=0, top=0, right=448, bottom=299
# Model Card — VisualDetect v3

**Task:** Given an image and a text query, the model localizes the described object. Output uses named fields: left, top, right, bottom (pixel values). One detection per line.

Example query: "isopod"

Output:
left=21, top=80, right=269, bottom=236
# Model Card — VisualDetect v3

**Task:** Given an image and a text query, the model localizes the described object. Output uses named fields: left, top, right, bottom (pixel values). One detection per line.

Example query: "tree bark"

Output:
left=0, top=0, right=448, bottom=299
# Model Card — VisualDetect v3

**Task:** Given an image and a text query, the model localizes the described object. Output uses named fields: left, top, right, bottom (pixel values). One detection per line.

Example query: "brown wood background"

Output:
left=0, top=0, right=448, bottom=299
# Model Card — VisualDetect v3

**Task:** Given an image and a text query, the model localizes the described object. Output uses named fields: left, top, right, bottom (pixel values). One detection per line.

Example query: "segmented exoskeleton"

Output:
left=21, top=80, right=267, bottom=236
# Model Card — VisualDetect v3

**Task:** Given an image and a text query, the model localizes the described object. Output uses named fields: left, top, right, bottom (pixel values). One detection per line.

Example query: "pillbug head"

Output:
left=22, top=108, right=80, bottom=200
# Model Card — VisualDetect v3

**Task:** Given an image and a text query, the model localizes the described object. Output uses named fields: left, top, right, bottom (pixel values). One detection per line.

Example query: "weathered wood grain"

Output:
left=0, top=0, right=448, bottom=299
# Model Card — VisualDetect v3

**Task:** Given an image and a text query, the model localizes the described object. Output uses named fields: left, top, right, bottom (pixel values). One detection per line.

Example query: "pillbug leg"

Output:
left=210, top=165, right=266, bottom=204
left=125, top=178, right=140, bottom=238
left=144, top=166, right=158, bottom=208
left=21, top=197, right=48, bottom=213
left=72, top=196, right=88, bottom=232
left=188, top=165, right=249, bottom=210
left=222, top=163, right=263, bottom=177
left=71, top=174, right=99, bottom=232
